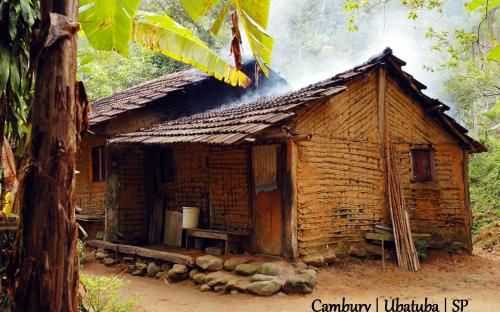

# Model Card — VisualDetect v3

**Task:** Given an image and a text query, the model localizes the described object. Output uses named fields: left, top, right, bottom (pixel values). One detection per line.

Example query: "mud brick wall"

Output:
left=160, top=144, right=250, bottom=234
left=385, top=75, right=469, bottom=246
left=116, top=147, right=146, bottom=235
left=76, top=135, right=107, bottom=215
left=162, top=144, right=210, bottom=227
left=208, top=146, right=251, bottom=234
left=292, top=73, right=385, bottom=257
left=289, top=70, right=470, bottom=258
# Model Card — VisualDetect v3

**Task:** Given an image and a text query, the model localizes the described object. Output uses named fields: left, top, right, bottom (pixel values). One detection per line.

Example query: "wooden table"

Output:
left=364, top=232, right=431, bottom=271
left=185, top=228, right=248, bottom=255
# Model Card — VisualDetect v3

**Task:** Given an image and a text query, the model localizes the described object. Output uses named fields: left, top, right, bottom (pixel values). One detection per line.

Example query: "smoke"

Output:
left=263, top=0, right=470, bottom=102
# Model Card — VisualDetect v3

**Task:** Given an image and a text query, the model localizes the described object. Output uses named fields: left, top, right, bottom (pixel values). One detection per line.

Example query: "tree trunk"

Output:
left=8, top=0, right=81, bottom=310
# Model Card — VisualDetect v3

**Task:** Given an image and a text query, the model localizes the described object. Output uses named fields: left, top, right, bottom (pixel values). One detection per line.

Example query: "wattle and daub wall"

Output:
left=103, top=144, right=251, bottom=240
left=77, top=67, right=471, bottom=259
left=291, top=70, right=470, bottom=259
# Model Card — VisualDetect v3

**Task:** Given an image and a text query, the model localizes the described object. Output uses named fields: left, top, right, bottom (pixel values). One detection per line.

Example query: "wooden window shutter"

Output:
left=91, top=146, right=105, bottom=182
left=411, top=149, right=433, bottom=183
left=252, top=145, right=278, bottom=193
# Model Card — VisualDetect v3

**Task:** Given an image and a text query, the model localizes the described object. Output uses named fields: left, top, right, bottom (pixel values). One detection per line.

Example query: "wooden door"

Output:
left=253, top=145, right=283, bottom=256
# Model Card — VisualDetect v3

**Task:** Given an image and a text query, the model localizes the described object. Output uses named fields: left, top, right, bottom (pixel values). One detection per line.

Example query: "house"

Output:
left=76, top=48, right=485, bottom=262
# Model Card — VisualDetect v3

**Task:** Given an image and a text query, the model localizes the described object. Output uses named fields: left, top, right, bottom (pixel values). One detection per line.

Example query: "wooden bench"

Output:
left=185, top=228, right=248, bottom=255
left=364, top=231, right=431, bottom=271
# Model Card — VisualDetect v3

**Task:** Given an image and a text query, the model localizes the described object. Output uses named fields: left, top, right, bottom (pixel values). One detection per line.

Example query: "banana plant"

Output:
left=79, top=0, right=252, bottom=87
left=180, top=0, right=274, bottom=77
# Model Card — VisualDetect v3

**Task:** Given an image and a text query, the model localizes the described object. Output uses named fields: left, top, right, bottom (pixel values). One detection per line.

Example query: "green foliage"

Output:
left=78, top=37, right=187, bottom=100
left=78, top=0, right=250, bottom=87
left=343, top=0, right=444, bottom=30
left=469, top=140, right=500, bottom=236
left=415, top=240, right=428, bottom=262
left=77, top=239, right=86, bottom=267
left=133, top=11, right=251, bottom=87
left=79, top=0, right=142, bottom=56
left=79, top=275, right=140, bottom=312
left=0, top=0, right=38, bottom=150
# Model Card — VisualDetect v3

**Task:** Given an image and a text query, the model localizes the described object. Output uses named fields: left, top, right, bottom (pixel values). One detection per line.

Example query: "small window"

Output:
left=91, top=146, right=106, bottom=182
left=159, top=148, right=174, bottom=183
left=411, top=148, right=434, bottom=183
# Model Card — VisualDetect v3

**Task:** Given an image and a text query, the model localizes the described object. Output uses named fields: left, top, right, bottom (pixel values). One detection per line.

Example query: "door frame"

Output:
left=249, top=143, right=287, bottom=257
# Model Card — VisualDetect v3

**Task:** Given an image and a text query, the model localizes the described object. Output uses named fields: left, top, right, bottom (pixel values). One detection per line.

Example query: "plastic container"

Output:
left=182, top=207, right=200, bottom=229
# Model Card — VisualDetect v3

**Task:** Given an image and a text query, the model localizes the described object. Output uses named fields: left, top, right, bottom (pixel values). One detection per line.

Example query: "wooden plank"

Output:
left=87, top=240, right=194, bottom=265
left=186, top=229, right=229, bottom=240
left=163, top=211, right=183, bottom=247
left=364, top=232, right=431, bottom=241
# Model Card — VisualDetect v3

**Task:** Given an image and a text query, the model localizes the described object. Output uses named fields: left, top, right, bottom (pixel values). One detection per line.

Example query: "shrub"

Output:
left=79, top=275, right=141, bottom=312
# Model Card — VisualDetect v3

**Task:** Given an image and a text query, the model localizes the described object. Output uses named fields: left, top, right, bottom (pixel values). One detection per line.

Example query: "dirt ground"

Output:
left=82, top=249, right=500, bottom=312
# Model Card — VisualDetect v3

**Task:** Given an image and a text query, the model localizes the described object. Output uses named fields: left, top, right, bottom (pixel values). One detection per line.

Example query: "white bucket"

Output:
left=182, top=207, right=200, bottom=229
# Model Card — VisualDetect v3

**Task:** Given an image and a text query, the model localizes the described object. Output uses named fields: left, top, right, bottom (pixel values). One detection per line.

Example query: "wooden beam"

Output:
left=87, top=240, right=194, bottom=266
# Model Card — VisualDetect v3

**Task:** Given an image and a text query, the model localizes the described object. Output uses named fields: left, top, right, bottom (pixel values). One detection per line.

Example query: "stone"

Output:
left=192, top=273, right=207, bottom=284
left=246, top=280, right=282, bottom=296
left=224, top=257, right=253, bottom=271
left=95, top=251, right=107, bottom=260
left=82, top=251, right=96, bottom=264
left=200, top=284, right=211, bottom=292
left=122, top=256, right=135, bottom=264
left=126, top=264, right=136, bottom=273
left=303, top=255, right=325, bottom=267
left=256, top=262, right=281, bottom=276
left=349, top=244, right=368, bottom=258
left=189, top=268, right=200, bottom=280
left=167, top=264, right=189, bottom=282
left=294, top=261, right=308, bottom=270
left=155, top=271, right=168, bottom=279
left=103, top=257, right=116, bottom=266
left=135, top=262, right=148, bottom=270
left=205, top=247, right=224, bottom=256
left=226, top=279, right=251, bottom=292
left=196, top=255, right=223, bottom=271
left=202, top=271, right=232, bottom=287
left=147, top=262, right=161, bottom=277
left=213, top=285, right=226, bottom=292
left=160, top=263, right=172, bottom=272
left=132, top=269, right=146, bottom=276
left=251, top=274, right=276, bottom=282
left=284, top=269, right=317, bottom=294
left=97, top=248, right=105, bottom=253
left=234, top=263, right=261, bottom=276
left=230, top=290, right=239, bottom=295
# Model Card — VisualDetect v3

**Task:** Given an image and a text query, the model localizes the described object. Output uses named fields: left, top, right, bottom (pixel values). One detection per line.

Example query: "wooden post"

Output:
left=462, top=149, right=473, bottom=254
left=283, top=139, right=298, bottom=260
left=381, top=239, right=386, bottom=271
left=377, top=66, right=389, bottom=223
left=105, top=144, right=119, bottom=242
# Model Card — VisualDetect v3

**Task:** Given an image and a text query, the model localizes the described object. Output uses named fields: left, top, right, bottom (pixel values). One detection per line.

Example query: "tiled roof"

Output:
left=102, top=48, right=485, bottom=152
left=90, top=69, right=208, bottom=125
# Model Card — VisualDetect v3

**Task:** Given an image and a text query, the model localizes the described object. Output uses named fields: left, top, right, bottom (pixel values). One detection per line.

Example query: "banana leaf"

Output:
left=180, top=0, right=273, bottom=77
left=179, top=0, right=220, bottom=21
left=210, top=1, right=233, bottom=35
left=133, top=13, right=251, bottom=88
left=79, top=0, right=141, bottom=56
